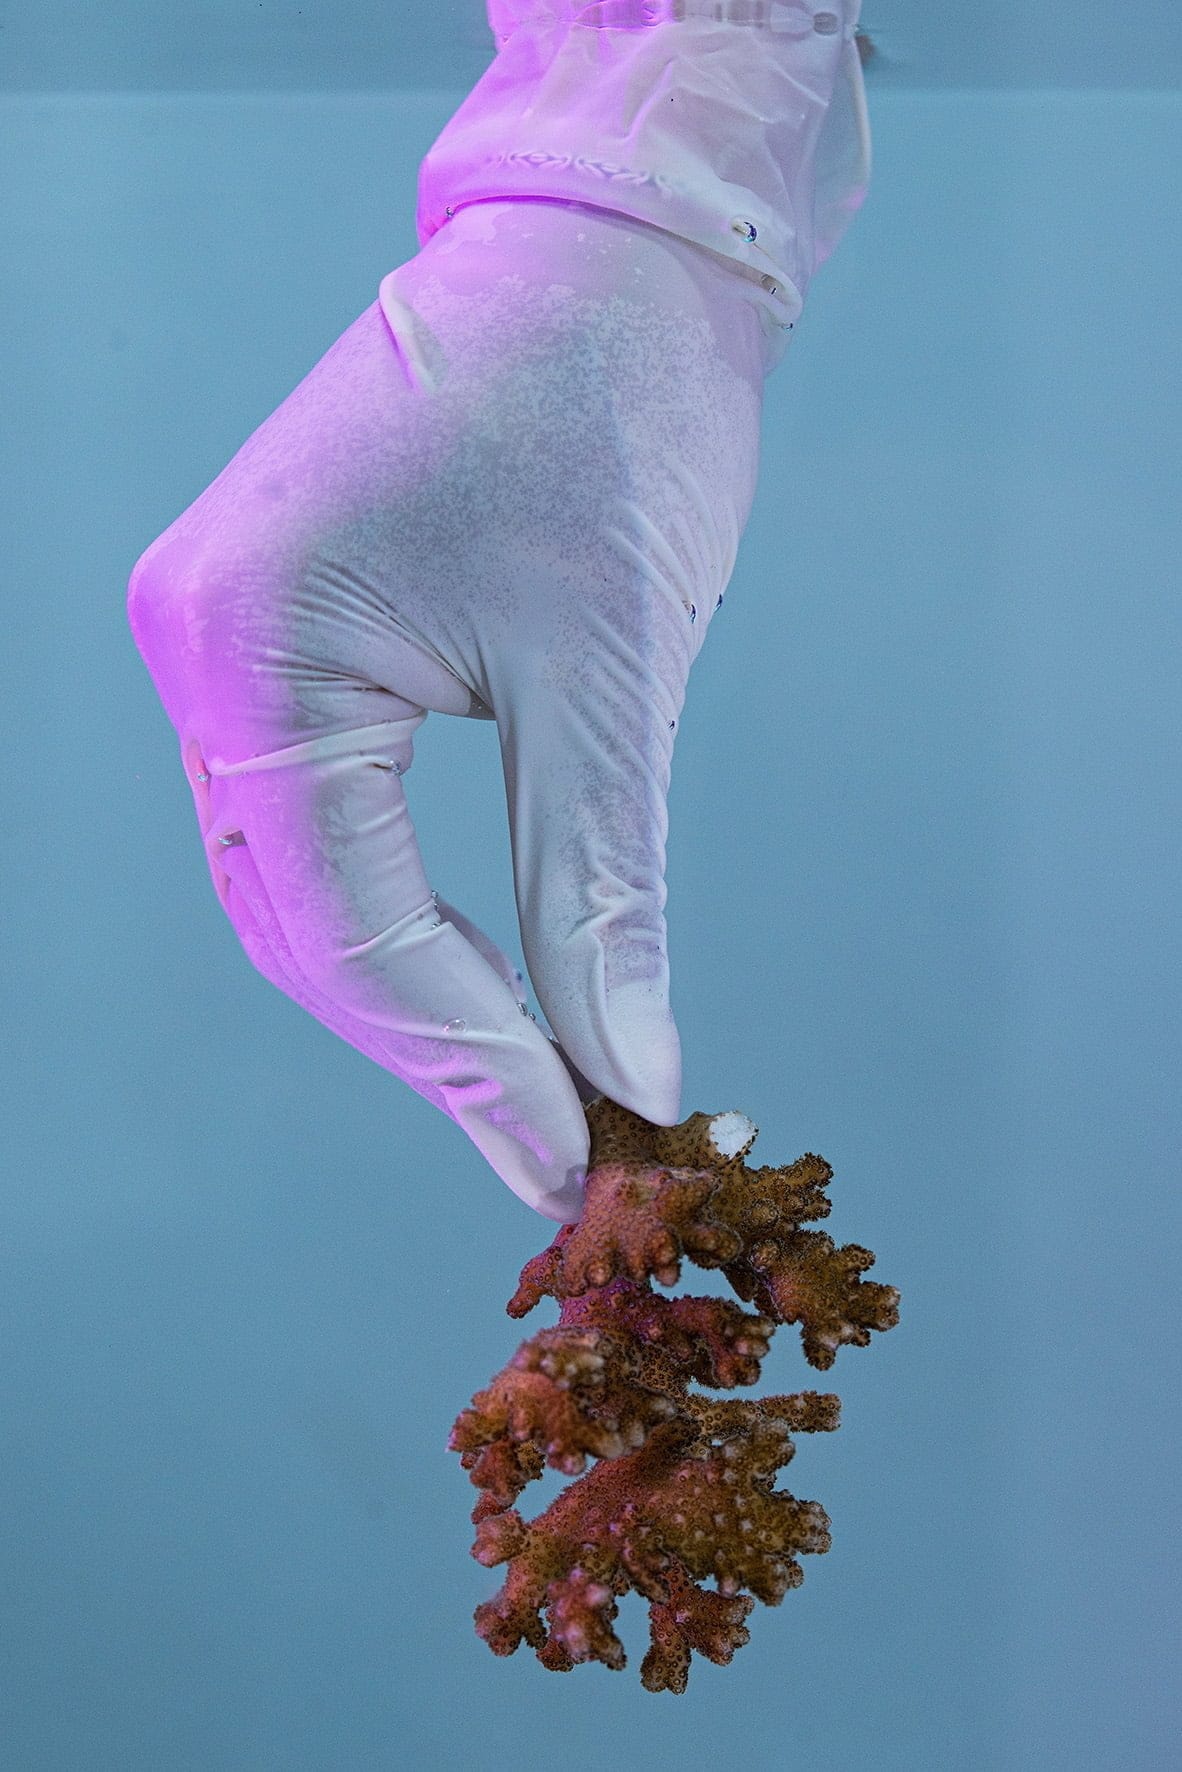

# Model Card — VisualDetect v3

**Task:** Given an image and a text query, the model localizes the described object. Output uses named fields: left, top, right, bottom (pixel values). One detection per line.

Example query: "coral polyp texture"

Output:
left=449, top=1098, right=900, bottom=1693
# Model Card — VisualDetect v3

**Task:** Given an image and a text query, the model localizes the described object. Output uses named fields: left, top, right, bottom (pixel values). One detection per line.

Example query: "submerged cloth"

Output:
left=127, top=199, right=768, bottom=1223
left=415, top=0, right=871, bottom=364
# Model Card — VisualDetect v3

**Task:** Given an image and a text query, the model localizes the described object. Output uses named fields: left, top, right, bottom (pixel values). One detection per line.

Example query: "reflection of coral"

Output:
left=449, top=1099, right=900, bottom=1692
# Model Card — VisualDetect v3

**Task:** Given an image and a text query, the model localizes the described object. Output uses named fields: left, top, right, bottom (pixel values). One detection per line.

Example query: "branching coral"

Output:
left=449, top=1098, right=900, bottom=1692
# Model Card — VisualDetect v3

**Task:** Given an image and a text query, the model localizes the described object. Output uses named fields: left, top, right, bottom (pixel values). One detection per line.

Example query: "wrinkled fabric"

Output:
left=417, top=0, right=870, bottom=364
left=126, top=200, right=766, bottom=1222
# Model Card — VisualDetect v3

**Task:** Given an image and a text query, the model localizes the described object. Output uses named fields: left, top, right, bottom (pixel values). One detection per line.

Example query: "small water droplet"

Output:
left=715, top=593, right=724, bottom=610
left=374, top=758, right=402, bottom=774
left=689, top=603, right=697, bottom=623
left=668, top=720, right=676, bottom=730
left=443, top=1018, right=467, bottom=1035
left=217, top=831, right=245, bottom=848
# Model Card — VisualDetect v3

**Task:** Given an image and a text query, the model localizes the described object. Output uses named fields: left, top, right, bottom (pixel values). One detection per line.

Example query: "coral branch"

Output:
left=450, top=1099, right=900, bottom=1690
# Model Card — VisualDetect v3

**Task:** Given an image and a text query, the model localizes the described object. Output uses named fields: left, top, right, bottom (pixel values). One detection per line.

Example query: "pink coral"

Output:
left=449, top=1098, right=900, bottom=1692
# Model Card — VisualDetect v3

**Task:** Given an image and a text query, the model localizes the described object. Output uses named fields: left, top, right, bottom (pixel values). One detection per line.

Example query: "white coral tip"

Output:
left=707, top=1111, right=757, bottom=1161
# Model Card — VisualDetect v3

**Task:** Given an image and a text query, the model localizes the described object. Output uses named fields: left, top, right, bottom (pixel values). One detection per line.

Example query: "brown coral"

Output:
left=449, top=1099, right=900, bottom=1693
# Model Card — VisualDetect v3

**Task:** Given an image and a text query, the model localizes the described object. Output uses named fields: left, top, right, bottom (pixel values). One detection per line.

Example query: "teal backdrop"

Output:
left=1, top=50, right=1178, bottom=1772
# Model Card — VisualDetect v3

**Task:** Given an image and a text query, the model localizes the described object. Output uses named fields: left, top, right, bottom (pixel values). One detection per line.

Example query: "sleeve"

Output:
left=416, top=1, right=871, bottom=337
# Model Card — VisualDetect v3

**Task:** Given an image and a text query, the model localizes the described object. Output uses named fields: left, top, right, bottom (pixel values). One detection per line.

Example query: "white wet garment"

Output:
left=124, top=188, right=834, bottom=1223
left=417, top=0, right=871, bottom=369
